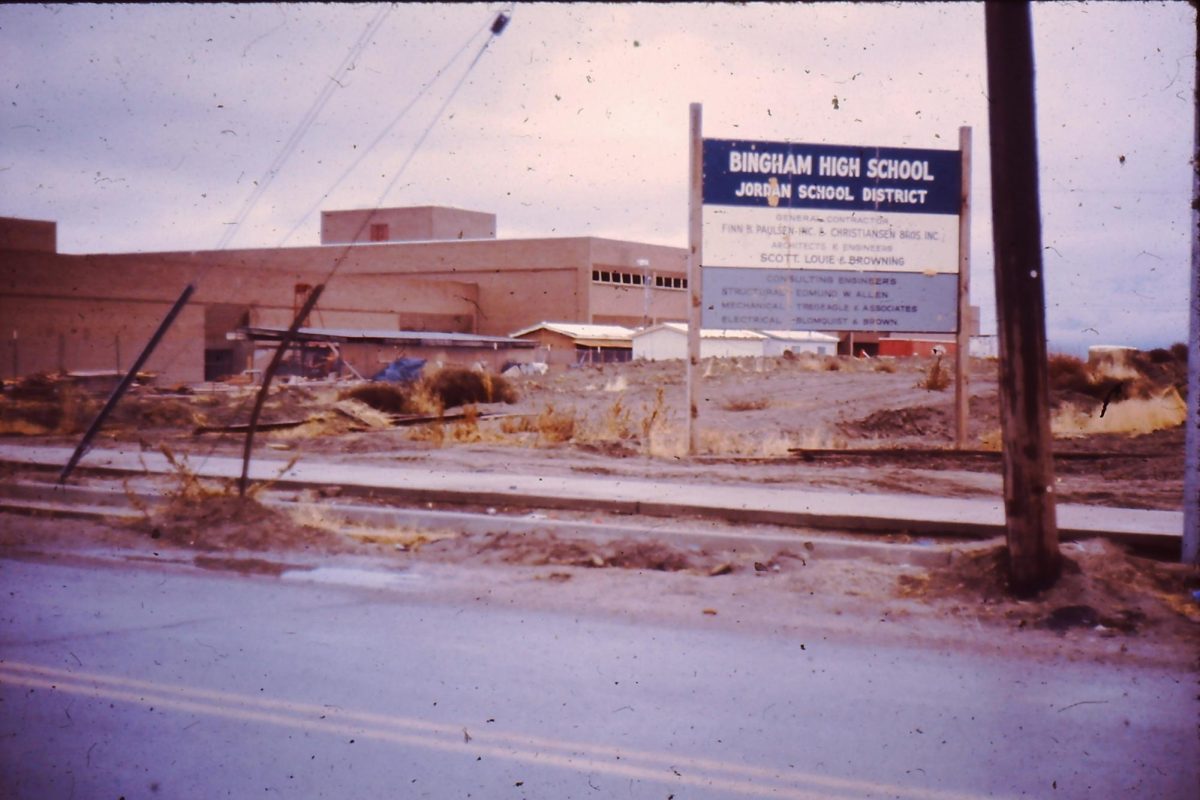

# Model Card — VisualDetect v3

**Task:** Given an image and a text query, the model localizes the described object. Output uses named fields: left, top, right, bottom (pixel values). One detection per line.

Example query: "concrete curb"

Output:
left=0, top=479, right=957, bottom=567
left=0, top=443, right=1181, bottom=554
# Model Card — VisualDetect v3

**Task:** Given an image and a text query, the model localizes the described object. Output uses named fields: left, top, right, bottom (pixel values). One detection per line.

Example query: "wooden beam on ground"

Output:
left=984, top=2, right=1061, bottom=594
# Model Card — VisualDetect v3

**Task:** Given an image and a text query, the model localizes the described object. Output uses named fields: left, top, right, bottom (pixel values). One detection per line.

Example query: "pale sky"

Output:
left=1, top=2, right=1194, bottom=353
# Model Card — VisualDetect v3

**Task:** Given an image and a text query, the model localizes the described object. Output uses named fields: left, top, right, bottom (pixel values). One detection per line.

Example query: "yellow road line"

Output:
left=1, top=660, right=997, bottom=800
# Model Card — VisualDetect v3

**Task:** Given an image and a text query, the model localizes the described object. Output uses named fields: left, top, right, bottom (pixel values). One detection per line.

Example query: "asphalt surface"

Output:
left=0, top=444, right=1183, bottom=548
left=2, top=556, right=1197, bottom=799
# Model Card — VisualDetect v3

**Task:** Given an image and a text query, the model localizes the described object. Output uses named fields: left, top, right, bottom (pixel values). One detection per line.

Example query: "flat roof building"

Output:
left=1, top=208, right=689, bottom=383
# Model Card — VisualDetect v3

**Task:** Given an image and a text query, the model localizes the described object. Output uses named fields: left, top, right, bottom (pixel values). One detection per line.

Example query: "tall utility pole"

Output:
left=1183, top=10, right=1199, bottom=566
left=984, top=2, right=1061, bottom=594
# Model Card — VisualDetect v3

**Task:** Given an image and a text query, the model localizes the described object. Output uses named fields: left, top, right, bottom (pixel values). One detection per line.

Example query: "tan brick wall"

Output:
left=321, top=207, right=496, bottom=244
left=0, top=216, right=56, bottom=253
left=2, top=218, right=691, bottom=382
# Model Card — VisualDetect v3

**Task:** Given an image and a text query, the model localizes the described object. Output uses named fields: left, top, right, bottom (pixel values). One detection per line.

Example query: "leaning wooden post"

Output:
left=239, top=284, right=324, bottom=498
left=59, top=284, right=196, bottom=484
left=686, top=102, right=703, bottom=455
left=954, top=126, right=973, bottom=449
left=984, top=1, right=1060, bottom=593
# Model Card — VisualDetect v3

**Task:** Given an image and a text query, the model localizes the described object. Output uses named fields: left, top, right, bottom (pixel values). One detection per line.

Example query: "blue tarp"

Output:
left=371, top=357, right=426, bottom=383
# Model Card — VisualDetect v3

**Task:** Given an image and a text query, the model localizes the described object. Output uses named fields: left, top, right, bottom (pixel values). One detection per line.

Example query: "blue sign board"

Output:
left=702, top=139, right=961, bottom=215
left=700, top=137, right=962, bottom=333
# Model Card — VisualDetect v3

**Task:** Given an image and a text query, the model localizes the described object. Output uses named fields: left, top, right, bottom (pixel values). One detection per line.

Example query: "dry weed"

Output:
left=535, top=405, right=576, bottom=445
left=722, top=396, right=772, bottom=412
left=155, top=444, right=299, bottom=501
left=450, top=405, right=482, bottom=443
left=288, top=504, right=457, bottom=551
left=0, top=373, right=99, bottom=435
left=424, top=367, right=517, bottom=409
left=1052, top=389, right=1186, bottom=438
left=919, top=357, right=951, bottom=391
left=341, top=383, right=409, bottom=414
left=646, top=423, right=686, bottom=458
left=792, top=353, right=826, bottom=372
left=595, top=396, right=636, bottom=441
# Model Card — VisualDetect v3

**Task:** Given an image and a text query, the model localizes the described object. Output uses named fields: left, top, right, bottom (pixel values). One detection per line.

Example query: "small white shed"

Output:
left=632, top=323, right=769, bottom=361
left=760, top=330, right=840, bottom=357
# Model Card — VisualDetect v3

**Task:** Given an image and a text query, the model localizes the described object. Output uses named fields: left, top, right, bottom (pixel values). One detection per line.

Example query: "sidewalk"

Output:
left=0, top=444, right=1182, bottom=551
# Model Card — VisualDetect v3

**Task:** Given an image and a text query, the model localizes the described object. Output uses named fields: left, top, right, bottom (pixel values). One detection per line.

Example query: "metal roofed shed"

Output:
left=760, top=330, right=840, bottom=357
left=232, top=326, right=537, bottom=381
left=634, top=323, right=763, bottom=361
left=508, top=322, right=637, bottom=367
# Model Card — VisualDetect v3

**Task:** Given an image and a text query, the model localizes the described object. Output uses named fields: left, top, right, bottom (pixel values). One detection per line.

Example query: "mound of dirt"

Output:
left=842, top=405, right=951, bottom=439
left=133, top=495, right=352, bottom=554
left=898, top=538, right=1200, bottom=635
left=449, top=531, right=705, bottom=572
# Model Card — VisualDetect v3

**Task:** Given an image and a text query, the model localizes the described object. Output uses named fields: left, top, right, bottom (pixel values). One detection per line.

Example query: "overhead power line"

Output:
left=276, top=11, right=499, bottom=247
left=212, top=4, right=393, bottom=254
left=318, top=10, right=512, bottom=286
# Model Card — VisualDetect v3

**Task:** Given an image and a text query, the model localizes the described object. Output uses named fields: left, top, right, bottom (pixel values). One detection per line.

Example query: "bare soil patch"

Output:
left=132, top=495, right=353, bottom=554
left=898, top=538, right=1200, bottom=637
left=0, top=351, right=1187, bottom=514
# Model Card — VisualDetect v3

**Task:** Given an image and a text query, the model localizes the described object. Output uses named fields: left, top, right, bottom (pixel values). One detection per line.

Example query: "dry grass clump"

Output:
left=534, top=405, right=576, bottom=444
left=105, top=394, right=205, bottom=429
left=1048, top=346, right=1188, bottom=423
left=0, top=373, right=99, bottom=435
left=424, top=368, right=517, bottom=409
left=340, top=383, right=411, bottom=415
left=496, top=405, right=577, bottom=446
left=918, top=357, right=951, bottom=391
left=790, top=352, right=827, bottom=372
left=126, top=446, right=343, bottom=553
left=1048, top=353, right=1119, bottom=401
left=340, top=369, right=517, bottom=417
left=873, top=360, right=897, bottom=374
left=1130, top=344, right=1187, bottom=393
left=289, top=504, right=456, bottom=551
left=1052, top=388, right=1186, bottom=438
left=557, top=388, right=674, bottom=456
left=722, top=396, right=771, bottom=412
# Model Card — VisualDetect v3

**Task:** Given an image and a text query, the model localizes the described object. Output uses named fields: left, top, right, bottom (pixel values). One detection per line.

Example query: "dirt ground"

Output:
left=1, top=351, right=1195, bottom=663
left=0, top=352, right=1186, bottom=510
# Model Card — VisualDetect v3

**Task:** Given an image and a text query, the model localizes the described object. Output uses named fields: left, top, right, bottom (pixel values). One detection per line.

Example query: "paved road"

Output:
left=1, top=556, right=1196, bottom=799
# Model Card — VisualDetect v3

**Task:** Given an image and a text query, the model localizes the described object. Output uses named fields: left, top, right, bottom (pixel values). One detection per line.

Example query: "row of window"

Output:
left=591, top=270, right=689, bottom=290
